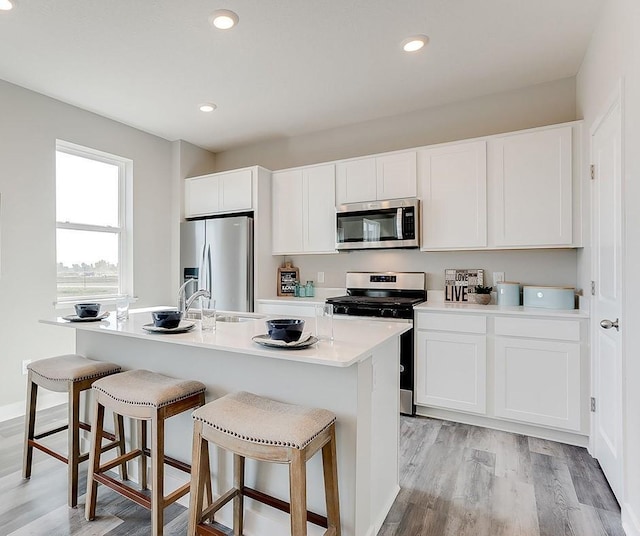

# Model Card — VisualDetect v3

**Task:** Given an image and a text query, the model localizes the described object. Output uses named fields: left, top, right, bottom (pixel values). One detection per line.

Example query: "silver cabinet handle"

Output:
left=600, top=318, right=620, bottom=331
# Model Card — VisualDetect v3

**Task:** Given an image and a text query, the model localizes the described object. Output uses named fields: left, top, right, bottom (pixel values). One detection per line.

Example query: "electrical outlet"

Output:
left=317, top=271, right=325, bottom=284
left=22, top=359, right=31, bottom=375
left=493, top=272, right=505, bottom=286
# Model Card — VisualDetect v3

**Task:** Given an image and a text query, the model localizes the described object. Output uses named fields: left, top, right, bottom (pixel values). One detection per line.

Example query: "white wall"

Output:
left=576, top=0, right=640, bottom=533
left=0, top=80, right=177, bottom=417
left=215, top=77, right=580, bottom=295
left=215, top=77, right=577, bottom=172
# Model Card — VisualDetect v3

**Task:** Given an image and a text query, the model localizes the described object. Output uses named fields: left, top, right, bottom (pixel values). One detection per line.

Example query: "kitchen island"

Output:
left=42, top=309, right=410, bottom=536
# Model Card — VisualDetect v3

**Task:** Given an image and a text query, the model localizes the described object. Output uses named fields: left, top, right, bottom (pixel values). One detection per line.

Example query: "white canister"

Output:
left=497, top=282, right=521, bottom=306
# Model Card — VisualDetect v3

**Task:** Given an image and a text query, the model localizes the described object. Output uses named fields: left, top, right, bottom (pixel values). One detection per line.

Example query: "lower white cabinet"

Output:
left=415, top=330, right=487, bottom=414
left=415, top=310, right=587, bottom=435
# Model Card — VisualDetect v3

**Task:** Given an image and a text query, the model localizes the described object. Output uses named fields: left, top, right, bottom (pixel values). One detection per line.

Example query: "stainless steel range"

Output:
left=326, top=272, right=427, bottom=415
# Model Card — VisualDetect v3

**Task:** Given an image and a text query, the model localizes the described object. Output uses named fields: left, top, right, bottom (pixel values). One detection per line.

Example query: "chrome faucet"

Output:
left=177, top=279, right=211, bottom=314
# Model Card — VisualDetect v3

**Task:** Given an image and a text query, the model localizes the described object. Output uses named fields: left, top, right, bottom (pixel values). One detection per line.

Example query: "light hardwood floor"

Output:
left=0, top=406, right=624, bottom=535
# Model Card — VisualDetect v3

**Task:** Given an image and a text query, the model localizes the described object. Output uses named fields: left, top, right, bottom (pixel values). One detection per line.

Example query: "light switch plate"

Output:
left=317, top=271, right=325, bottom=283
left=493, top=272, right=505, bottom=286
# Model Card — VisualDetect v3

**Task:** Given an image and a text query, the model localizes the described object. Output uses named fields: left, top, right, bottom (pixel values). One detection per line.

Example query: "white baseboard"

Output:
left=0, top=392, right=67, bottom=423
left=623, top=503, right=640, bottom=536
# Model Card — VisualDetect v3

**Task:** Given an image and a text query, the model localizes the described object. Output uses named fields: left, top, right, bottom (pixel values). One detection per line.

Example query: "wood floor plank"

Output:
left=490, top=476, right=540, bottom=536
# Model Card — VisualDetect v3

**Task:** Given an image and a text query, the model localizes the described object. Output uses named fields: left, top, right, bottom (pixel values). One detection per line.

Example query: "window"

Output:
left=55, top=141, right=131, bottom=301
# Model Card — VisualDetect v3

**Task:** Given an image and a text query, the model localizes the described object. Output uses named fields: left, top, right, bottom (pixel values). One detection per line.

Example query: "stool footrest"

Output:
left=142, top=447, right=191, bottom=474
left=34, top=424, right=68, bottom=440
left=201, top=487, right=240, bottom=521
left=94, top=472, right=152, bottom=509
left=98, top=449, right=142, bottom=474
left=196, top=524, right=229, bottom=536
left=243, top=486, right=329, bottom=528
left=29, top=440, right=68, bottom=464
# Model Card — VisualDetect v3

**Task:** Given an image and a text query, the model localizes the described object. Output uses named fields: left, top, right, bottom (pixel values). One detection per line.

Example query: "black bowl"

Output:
left=75, top=303, right=101, bottom=318
left=152, top=310, right=183, bottom=329
left=266, top=318, right=305, bottom=343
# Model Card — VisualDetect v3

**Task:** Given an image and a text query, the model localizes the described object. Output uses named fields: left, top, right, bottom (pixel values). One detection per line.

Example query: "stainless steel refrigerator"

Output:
left=180, top=216, right=254, bottom=312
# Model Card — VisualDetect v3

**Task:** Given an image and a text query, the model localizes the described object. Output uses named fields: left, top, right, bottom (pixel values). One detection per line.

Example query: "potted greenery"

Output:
left=474, top=285, right=493, bottom=305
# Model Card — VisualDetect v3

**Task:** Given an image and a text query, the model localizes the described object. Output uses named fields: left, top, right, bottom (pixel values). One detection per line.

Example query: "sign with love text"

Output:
left=444, top=269, right=484, bottom=302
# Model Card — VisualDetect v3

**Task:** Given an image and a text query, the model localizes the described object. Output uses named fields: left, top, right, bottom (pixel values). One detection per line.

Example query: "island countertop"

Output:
left=41, top=308, right=411, bottom=368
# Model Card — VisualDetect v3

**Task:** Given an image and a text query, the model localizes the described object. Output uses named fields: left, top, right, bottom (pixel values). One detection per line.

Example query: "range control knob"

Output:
left=334, top=305, right=348, bottom=315
left=381, top=308, right=394, bottom=318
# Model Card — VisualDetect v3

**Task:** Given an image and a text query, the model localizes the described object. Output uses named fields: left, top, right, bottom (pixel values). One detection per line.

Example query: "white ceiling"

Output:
left=0, top=0, right=603, bottom=152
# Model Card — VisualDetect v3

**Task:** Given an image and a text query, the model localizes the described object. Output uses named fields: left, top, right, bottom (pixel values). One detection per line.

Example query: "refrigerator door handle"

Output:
left=197, top=243, right=206, bottom=291
left=205, top=243, right=213, bottom=295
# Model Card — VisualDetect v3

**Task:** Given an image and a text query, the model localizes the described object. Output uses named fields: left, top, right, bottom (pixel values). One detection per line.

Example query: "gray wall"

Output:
left=214, top=77, right=580, bottom=295
left=0, top=79, right=177, bottom=416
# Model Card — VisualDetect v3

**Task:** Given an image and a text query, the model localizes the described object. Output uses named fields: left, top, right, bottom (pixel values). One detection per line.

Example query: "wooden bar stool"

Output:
left=23, top=354, right=125, bottom=508
left=85, top=369, right=206, bottom=536
left=188, top=391, right=341, bottom=536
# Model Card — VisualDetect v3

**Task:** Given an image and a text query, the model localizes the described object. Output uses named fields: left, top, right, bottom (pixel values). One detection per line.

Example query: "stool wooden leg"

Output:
left=322, top=426, right=341, bottom=536
left=68, top=383, right=81, bottom=508
left=151, top=411, right=165, bottom=536
left=85, top=401, right=105, bottom=521
left=138, top=419, right=148, bottom=490
left=233, top=453, right=245, bottom=536
left=188, top=420, right=206, bottom=536
left=289, top=448, right=308, bottom=536
left=113, top=413, right=128, bottom=481
left=22, top=374, right=37, bottom=480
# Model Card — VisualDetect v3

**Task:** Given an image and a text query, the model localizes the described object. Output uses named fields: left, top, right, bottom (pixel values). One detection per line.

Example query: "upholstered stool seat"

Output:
left=188, top=391, right=341, bottom=536
left=23, top=354, right=125, bottom=508
left=85, top=369, right=206, bottom=536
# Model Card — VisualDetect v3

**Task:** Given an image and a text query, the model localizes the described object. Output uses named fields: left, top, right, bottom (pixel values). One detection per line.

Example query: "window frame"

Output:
left=55, top=140, right=133, bottom=303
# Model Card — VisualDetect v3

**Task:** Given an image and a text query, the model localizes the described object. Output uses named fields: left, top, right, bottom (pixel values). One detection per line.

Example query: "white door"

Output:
left=376, top=151, right=417, bottom=200
left=591, top=92, right=624, bottom=501
left=335, top=157, right=377, bottom=204
left=303, top=164, right=336, bottom=253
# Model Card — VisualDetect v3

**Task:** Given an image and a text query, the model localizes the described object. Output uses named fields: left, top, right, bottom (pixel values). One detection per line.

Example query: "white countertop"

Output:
left=41, top=307, right=410, bottom=368
left=415, top=295, right=589, bottom=319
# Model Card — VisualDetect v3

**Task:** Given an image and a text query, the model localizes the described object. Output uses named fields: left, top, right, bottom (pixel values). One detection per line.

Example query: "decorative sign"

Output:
left=277, top=261, right=299, bottom=296
left=444, top=269, right=484, bottom=302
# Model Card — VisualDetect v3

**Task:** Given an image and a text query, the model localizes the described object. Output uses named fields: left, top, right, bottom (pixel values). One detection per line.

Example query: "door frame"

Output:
left=589, top=79, right=626, bottom=500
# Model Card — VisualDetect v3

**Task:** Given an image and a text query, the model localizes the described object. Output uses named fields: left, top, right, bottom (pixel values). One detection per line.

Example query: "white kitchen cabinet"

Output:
left=415, top=313, right=487, bottom=414
left=489, top=125, right=573, bottom=247
left=185, top=169, right=253, bottom=217
left=494, top=316, right=581, bottom=431
left=336, top=152, right=416, bottom=205
left=418, top=141, right=487, bottom=249
left=272, top=164, right=336, bottom=255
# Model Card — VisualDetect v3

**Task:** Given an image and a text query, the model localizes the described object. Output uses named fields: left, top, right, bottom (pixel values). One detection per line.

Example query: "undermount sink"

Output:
left=184, top=311, right=263, bottom=323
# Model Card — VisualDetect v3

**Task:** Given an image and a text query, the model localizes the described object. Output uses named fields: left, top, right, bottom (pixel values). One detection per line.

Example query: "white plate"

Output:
left=142, top=321, right=196, bottom=334
left=252, top=332, right=318, bottom=349
left=62, top=311, right=110, bottom=322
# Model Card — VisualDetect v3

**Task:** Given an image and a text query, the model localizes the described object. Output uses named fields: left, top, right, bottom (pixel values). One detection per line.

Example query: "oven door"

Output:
left=336, top=199, right=419, bottom=250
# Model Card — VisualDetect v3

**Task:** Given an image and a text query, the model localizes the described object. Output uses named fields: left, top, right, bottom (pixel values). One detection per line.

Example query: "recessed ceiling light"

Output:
left=0, top=0, right=15, bottom=11
left=209, top=9, right=239, bottom=30
left=199, top=103, right=217, bottom=113
left=402, top=35, right=429, bottom=52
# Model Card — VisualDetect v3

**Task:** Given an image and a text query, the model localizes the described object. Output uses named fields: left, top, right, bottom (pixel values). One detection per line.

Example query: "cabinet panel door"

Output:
left=185, top=175, right=219, bottom=217
left=494, top=337, right=580, bottom=431
left=415, top=331, right=486, bottom=414
left=376, top=151, right=417, bottom=200
left=491, top=126, right=572, bottom=246
left=336, top=158, right=377, bottom=204
left=272, top=170, right=304, bottom=254
left=220, top=169, right=253, bottom=212
left=419, top=142, right=487, bottom=249
left=303, top=164, right=336, bottom=253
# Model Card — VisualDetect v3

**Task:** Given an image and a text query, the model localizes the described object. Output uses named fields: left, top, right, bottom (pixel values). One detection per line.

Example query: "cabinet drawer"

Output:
left=494, top=317, right=580, bottom=341
left=415, top=313, right=486, bottom=334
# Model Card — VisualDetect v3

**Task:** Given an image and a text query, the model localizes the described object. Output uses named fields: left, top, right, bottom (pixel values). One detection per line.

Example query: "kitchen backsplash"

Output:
left=286, top=248, right=578, bottom=292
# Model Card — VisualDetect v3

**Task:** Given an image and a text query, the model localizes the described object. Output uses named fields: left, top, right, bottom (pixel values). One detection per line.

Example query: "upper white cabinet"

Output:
left=336, top=151, right=416, bottom=205
left=272, top=164, right=336, bottom=255
left=185, top=169, right=253, bottom=218
left=418, top=141, right=487, bottom=249
left=489, top=126, right=573, bottom=247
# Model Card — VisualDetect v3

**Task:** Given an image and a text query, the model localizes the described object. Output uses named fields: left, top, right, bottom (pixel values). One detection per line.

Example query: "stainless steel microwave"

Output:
left=336, top=198, right=420, bottom=250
